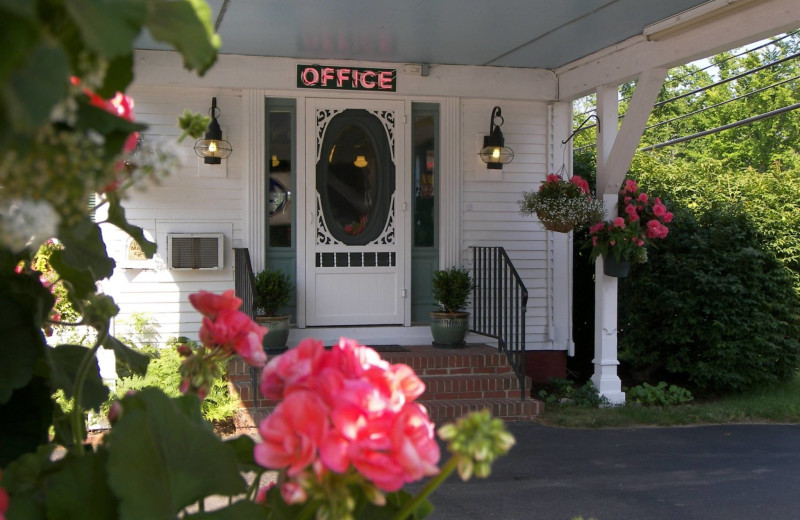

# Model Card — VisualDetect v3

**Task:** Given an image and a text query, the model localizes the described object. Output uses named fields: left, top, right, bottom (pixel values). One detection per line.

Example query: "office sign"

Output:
left=297, top=64, right=396, bottom=92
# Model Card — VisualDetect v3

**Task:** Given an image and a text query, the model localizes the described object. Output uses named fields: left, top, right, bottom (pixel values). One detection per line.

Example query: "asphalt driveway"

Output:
left=420, top=423, right=800, bottom=520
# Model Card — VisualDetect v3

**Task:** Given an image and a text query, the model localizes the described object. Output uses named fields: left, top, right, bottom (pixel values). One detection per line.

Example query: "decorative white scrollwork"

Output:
left=315, top=108, right=342, bottom=162
left=369, top=110, right=396, bottom=164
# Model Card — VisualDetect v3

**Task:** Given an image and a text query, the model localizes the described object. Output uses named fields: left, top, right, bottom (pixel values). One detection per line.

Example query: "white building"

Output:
left=101, top=0, right=800, bottom=401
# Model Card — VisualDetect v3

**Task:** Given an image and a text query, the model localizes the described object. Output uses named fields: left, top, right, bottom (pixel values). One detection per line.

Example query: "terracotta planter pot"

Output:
left=430, top=311, right=470, bottom=348
left=254, top=315, right=290, bottom=354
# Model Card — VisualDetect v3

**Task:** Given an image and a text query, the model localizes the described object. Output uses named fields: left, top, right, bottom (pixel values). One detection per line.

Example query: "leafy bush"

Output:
left=253, top=268, right=293, bottom=316
left=537, top=378, right=609, bottom=408
left=626, top=382, right=693, bottom=406
left=432, top=266, right=473, bottom=313
left=619, top=203, right=800, bottom=393
left=114, top=337, right=240, bottom=423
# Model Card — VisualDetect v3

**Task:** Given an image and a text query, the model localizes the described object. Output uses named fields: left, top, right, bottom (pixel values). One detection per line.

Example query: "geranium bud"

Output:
left=176, top=344, right=193, bottom=357
left=108, top=401, right=123, bottom=424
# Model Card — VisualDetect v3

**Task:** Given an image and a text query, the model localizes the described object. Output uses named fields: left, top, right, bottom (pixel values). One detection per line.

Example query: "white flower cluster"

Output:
left=0, top=198, right=59, bottom=253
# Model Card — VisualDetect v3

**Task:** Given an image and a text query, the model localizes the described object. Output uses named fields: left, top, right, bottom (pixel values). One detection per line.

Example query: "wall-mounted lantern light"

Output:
left=194, top=97, right=233, bottom=164
left=478, top=106, right=514, bottom=169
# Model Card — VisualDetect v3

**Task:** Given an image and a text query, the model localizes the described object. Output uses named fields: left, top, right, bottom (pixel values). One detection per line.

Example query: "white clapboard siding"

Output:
left=102, top=85, right=244, bottom=346
left=460, top=99, right=555, bottom=349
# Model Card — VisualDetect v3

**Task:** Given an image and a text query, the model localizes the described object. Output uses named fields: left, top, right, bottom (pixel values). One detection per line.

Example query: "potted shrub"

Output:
left=430, top=266, right=474, bottom=348
left=253, top=268, right=293, bottom=353
left=518, top=173, right=604, bottom=233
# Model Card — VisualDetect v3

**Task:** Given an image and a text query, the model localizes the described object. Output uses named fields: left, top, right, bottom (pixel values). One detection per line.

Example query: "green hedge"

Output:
left=618, top=203, right=800, bottom=392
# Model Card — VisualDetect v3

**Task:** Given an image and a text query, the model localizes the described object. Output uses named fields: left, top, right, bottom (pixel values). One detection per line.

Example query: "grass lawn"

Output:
left=538, top=373, right=800, bottom=428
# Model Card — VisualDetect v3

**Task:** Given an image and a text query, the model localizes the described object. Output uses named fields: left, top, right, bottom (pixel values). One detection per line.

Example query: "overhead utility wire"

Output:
left=666, top=30, right=799, bottom=85
left=573, top=99, right=800, bottom=153
left=574, top=50, right=800, bottom=133
left=639, top=101, right=800, bottom=152
left=644, top=74, right=800, bottom=132
left=584, top=32, right=800, bottom=115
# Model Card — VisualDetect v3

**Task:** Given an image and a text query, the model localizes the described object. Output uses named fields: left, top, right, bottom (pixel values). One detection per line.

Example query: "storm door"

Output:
left=305, top=100, right=406, bottom=326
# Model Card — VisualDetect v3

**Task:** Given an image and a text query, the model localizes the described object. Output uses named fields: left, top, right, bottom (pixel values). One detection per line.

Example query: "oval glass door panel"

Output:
left=317, top=110, right=393, bottom=245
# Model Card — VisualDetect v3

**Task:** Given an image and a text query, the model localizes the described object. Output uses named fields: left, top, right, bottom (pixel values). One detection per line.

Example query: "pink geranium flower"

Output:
left=189, top=289, right=242, bottom=320
left=613, top=217, right=626, bottom=229
left=255, top=390, right=329, bottom=476
left=199, top=309, right=267, bottom=366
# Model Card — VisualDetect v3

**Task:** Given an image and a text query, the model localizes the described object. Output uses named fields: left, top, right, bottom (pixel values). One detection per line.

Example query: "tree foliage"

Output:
left=572, top=32, right=800, bottom=392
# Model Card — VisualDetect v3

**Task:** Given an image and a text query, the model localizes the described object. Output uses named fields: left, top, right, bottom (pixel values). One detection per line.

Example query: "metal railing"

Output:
left=470, top=246, right=528, bottom=401
left=233, top=248, right=260, bottom=409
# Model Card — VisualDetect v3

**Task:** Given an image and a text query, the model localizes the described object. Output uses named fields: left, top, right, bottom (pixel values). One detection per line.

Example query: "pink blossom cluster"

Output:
left=177, top=290, right=267, bottom=399
left=255, top=337, right=440, bottom=501
left=70, top=77, right=138, bottom=192
left=587, top=179, right=673, bottom=262
left=620, top=179, right=672, bottom=240
left=539, top=173, right=590, bottom=195
left=190, top=290, right=267, bottom=367
left=0, top=468, right=7, bottom=520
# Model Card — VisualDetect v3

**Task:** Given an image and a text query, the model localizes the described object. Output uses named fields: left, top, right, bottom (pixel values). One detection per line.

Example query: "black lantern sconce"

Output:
left=478, top=106, right=514, bottom=169
left=194, top=97, right=233, bottom=164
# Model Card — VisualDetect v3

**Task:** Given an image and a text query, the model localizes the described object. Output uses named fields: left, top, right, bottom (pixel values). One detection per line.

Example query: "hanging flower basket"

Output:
left=585, top=179, right=675, bottom=271
left=519, top=174, right=604, bottom=233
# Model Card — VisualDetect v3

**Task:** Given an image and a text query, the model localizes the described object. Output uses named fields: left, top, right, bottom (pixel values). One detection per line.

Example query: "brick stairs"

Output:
left=378, top=344, right=543, bottom=423
left=228, top=343, right=543, bottom=432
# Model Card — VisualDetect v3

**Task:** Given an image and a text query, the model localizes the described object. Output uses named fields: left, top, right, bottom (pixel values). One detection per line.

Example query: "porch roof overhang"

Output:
left=134, top=0, right=800, bottom=101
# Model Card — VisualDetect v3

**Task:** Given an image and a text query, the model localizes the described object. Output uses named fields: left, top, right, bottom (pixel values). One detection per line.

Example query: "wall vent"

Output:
left=167, top=233, right=224, bottom=270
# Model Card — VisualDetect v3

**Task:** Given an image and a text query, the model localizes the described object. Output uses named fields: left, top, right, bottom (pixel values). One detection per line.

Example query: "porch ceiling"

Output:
left=135, top=0, right=713, bottom=70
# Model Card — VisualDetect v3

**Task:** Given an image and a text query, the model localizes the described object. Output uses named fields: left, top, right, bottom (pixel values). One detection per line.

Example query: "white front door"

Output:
left=305, top=99, right=406, bottom=326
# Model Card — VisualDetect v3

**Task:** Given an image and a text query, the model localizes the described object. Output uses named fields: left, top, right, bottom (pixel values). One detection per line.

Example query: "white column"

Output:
left=592, top=85, right=625, bottom=404
left=243, top=89, right=267, bottom=272
left=550, top=101, right=574, bottom=353
left=439, top=97, right=461, bottom=268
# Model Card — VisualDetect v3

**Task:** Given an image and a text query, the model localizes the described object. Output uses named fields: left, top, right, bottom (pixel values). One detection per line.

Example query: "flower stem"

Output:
left=390, top=455, right=460, bottom=520
left=70, top=327, right=108, bottom=454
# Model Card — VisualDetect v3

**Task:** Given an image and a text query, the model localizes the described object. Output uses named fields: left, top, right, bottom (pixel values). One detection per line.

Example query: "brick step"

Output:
left=417, top=373, right=525, bottom=401
left=235, top=396, right=542, bottom=431
left=419, top=397, right=542, bottom=423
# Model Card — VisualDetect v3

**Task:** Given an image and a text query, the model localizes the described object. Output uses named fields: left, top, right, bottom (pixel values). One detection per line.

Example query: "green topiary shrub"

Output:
left=253, top=268, right=293, bottom=316
left=432, top=266, right=473, bottom=313
left=619, top=203, right=800, bottom=393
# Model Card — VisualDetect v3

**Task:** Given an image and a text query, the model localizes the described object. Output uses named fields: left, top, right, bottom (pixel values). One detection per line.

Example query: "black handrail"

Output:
left=470, top=247, right=528, bottom=401
left=233, top=248, right=260, bottom=409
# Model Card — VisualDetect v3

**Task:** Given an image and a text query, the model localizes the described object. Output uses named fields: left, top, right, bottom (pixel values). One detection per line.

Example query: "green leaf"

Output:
left=45, top=450, right=118, bottom=520
left=48, top=344, right=110, bottom=411
left=223, top=435, right=258, bottom=470
left=145, top=0, right=219, bottom=75
left=2, top=443, right=54, bottom=520
left=63, top=0, right=146, bottom=60
left=96, top=53, right=134, bottom=98
left=0, top=271, right=52, bottom=404
left=3, top=442, right=56, bottom=493
left=48, top=249, right=97, bottom=301
left=107, top=389, right=247, bottom=520
left=1, top=42, right=68, bottom=132
left=103, top=335, right=150, bottom=376
left=355, top=489, right=434, bottom=520
left=74, top=99, right=147, bottom=160
left=106, top=192, right=157, bottom=258
left=0, top=377, right=53, bottom=467
left=57, top=217, right=116, bottom=282
left=0, top=7, right=39, bottom=81
left=185, top=501, right=271, bottom=519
